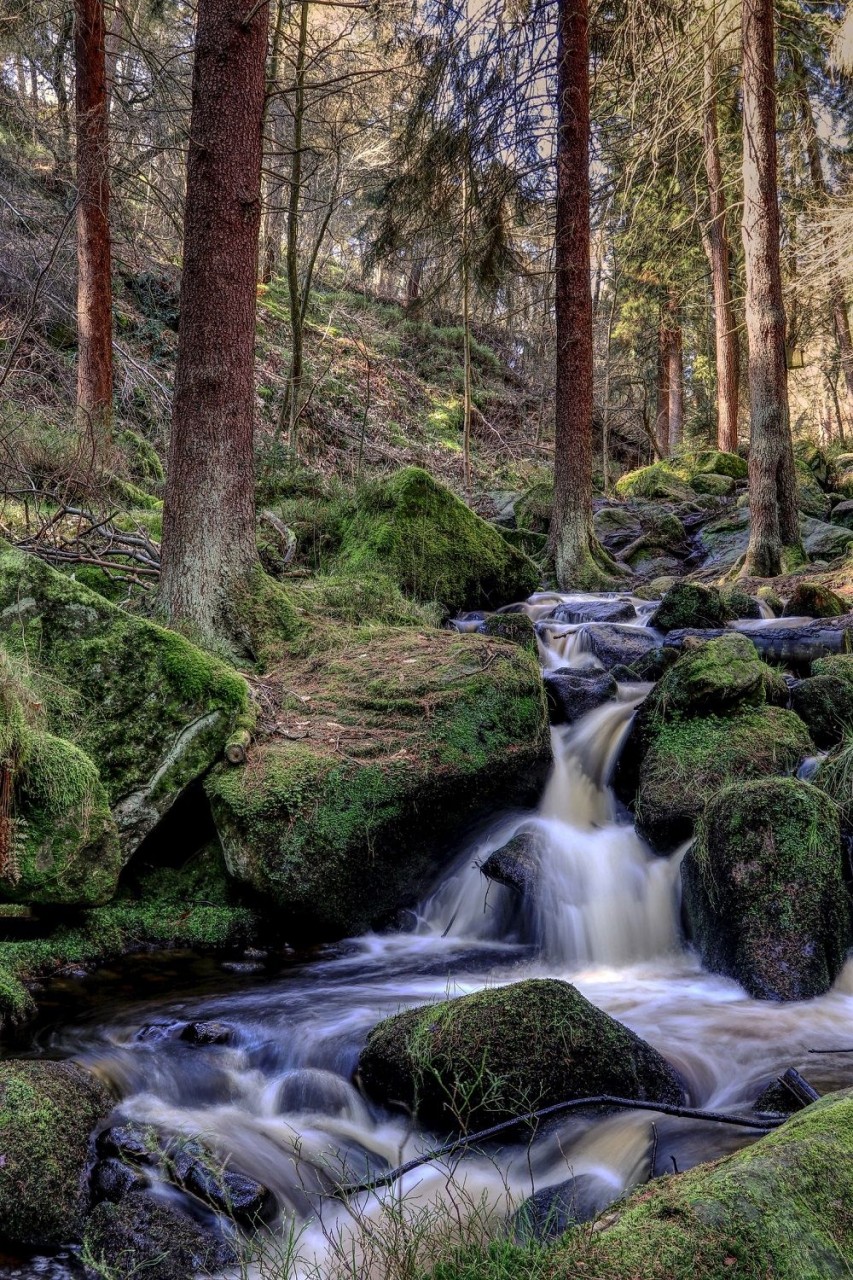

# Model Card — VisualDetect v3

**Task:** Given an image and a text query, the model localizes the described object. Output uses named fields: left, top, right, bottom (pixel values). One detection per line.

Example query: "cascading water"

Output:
left=14, top=590, right=853, bottom=1279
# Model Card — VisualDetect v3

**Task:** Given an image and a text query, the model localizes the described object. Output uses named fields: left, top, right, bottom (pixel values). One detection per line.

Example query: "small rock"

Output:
left=220, top=960, right=265, bottom=974
left=481, top=831, right=543, bottom=898
left=543, top=669, right=618, bottom=725
left=91, top=1158, right=146, bottom=1204
left=513, top=1173, right=617, bottom=1242
left=179, top=1022, right=234, bottom=1047
left=97, top=1123, right=159, bottom=1166
left=84, top=1193, right=236, bottom=1280
left=184, top=1164, right=274, bottom=1224
left=546, top=599, right=637, bottom=625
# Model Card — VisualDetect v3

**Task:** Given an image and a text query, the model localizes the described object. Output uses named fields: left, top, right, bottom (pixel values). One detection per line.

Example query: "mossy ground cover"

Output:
left=432, top=1092, right=853, bottom=1280
left=207, top=625, right=549, bottom=938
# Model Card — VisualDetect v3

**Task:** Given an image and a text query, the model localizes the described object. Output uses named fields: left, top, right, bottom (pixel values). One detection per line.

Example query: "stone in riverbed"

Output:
left=91, top=1158, right=147, bottom=1204
left=543, top=669, right=618, bottom=725
left=514, top=1172, right=619, bottom=1242
left=480, top=830, right=543, bottom=897
left=583, top=624, right=660, bottom=670
left=0, top=1060, right=113, bottom=1248
left=649, top=581, right=735, bottom=633
left=790, top=674, right=853, bottom=748
left=357, top=978, right=685, bottom=1133
left=682, top=778, right=847, bottom=1000
left=782, top=582, right=849, bottom=619
left=546, top=599, right=637, bottom=625
left=84, top=1193, right=237, bottom=1280
left=180, top=1020, right=235, bottom=1046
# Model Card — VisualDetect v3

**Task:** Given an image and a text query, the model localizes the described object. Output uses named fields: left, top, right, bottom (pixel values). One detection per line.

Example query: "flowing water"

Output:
left=12, top=592, right=853, bottom=1278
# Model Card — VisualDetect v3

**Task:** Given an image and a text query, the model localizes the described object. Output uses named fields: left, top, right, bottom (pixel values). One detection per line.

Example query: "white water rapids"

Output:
left=23, top=592, right=853, bottom=1277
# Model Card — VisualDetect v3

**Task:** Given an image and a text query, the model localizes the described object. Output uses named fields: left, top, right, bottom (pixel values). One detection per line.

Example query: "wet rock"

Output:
left=753, top=1078, right=802, bottom=1116
left=91, top=1158, right=146, bottom=1204
left=513, top=1172, right=617, bottom=1242
left=0, top=1060, right=113, bottom=1248
left=83, top=1193, right=236, bottom=1280
left=649, top=582, right=735, bottom=633
left=683, top=779, right=847, bottom=1000
left=183, top=1162, right=274, bottom=1225
left=719, top=587, right=762, bottom=620
left=358, top=977, right=685, bottom=1133
left=98, top=1122, right=160, bottom=1166
left=584, top=624, right=660, bottom=671
left=546, top=599, right=637, bottom=625
left=478, top=612, right=537, bottom=651
left=757, top=585, right=784, bottom=616
left=782, top=582, right=849, bottom=619
left=480, top=830, right=543, bottom=897
left=626, top=646, right=679, bottom=682
left=179, top=1021, right=234, bottom=1047
left=790, top=675, right=853, bottom=748
left=544, top=669, right=618, bottom=725
left=635, top=706, right=812, bottom=851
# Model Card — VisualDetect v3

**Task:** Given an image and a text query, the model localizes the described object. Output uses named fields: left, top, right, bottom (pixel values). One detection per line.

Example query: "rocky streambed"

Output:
left=4, top=578, right=853, bottom=1277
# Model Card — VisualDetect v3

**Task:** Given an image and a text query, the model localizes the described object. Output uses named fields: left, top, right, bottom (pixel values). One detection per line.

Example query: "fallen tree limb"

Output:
left=334, top=1094, right=783, bottom=1198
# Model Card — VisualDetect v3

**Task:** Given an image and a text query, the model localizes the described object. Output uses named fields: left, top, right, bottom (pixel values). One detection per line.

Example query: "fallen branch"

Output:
left=334, top=1093, right=783, bottom=1198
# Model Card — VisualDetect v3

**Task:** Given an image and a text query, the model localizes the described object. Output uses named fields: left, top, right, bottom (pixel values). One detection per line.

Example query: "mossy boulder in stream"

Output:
left=84, top=1193, right=236, bottom=1280
left=333, top=468, right=539, bottom=614
left=683, top=779, right=847, bottom=1000
left=358, top=978, right=685, bottom=1133
left=636, top=707, right=813, bottom=850
left=0, top=543, right=249, bottom=862
left=783, top=582, right=849, bottom=619
left=0, top=1060, right=112, bottom=1247
left=790, top=674, right=853, bottom=748
left=207, top=627, right=549, bottom=939
left=433, top=1091, right=853, bottom=1280
left=650, top=582, right=735, bottom=633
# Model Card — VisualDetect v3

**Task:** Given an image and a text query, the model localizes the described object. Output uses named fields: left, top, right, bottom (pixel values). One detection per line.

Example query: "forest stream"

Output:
left=9, top=591, right=853, bottom=1280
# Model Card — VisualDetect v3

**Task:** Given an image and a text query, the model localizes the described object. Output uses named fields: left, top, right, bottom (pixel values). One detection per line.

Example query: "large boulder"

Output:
left=650, top=582, right=735, bottom=633
left=801, top=516, right=853, bottom=559
left=686, top=449, right=748, bottom=481
left=207, top=628, right=549, bottom=939
left=796, top=462, right=832, bottom=520
left=641, top=633, right=776, bottom=720
left=84, top=1193, right=236, bottom=1280
left=357, top=978, right=685, bottom=1132
left=483, top=1093, right=853, bottom=1279
left=480, top=829, right=544, bottom=898
left=830, top=498, right=853, bottom=530
left=543, top=669, right=618, bottom=725
left=614, top=464, right=692, bottom=502
left=333, top=468, right=539, bottom=614
left=790, top=674, right=853, bottom=748
left=0, top=544, right=250, bottom=869
left=636, top=707, right=813, bottom=850
left=690, top=472, right=735, bottom=496
left=696, top=507, right=751, bottom=570
left=783, top=582, right=849, bottom=619
left=546, top=599, right=637, bottom=625
left=583, top=623, right=660, bottom=670
left=0, top=1060, right=112, bottom=1247
left=683, top=779, right=847, bottom=1000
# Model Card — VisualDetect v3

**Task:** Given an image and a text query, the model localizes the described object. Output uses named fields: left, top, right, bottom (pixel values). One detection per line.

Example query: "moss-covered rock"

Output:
left=812, top=653, right=853, bottom=686
left=644, top=633, right=771, bottom=719
left=0, top=1060, right=112, bottom=1247
left=207, top=627, right=549, bottom=939
left=802, top=516, right=853, bottom=559
left=795, top=440, right=830, bottom=486
left=790, top=675, right=853, bottom=748
left=690, top=472, right=735, bottom=496
left=687, top=449, right=748, bottom=481
left=796, top=461, right=832, bottom=520
left=830, top=498, right=853, bottom=530
left=334, top=468, right=539, bottom=615
left=479, top=612, right=538, bottom=652
left=650, top=582, right=735, bottom=633
left=0, top=543, right=250, bottom=860
left=719, top=586, right=762, bottom=620
left=783, top=582, right=849, bottom=619
left=84, top=1193, right=236, bottom=1280
left=514, top=482, right=553, bottom=535
left=614, top=464, right=692, bottom=502
left=757, top=585, right=784, bottom=616
left=683, top=779, right=847, bottom=1000
left=357, top=978, right=684, bottom=1133
left=433, top=1091, right=853, bottom=1280
left=636, top=707, right=813, bottom=849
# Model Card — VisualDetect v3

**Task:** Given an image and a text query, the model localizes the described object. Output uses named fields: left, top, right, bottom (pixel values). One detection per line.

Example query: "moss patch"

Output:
left=683, top=778, right=847, bottom=1000
left=650, top=582, right=735, bottom=632
left=206, top=627, right=549, bottom=938
left=615, top=463, right=692, bottom=502
left=358, top=978, right=685, bottom=1134
left=783, top=582, right=849, bottom=619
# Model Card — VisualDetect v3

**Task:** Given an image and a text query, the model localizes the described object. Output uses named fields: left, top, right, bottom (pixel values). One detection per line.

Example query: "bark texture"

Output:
left=158, top=0, right=267, bottom=648
left=666, top=291, right=684, bottom=452
left=702, top=43, right=740, bottom=453
left=74, top=0, right=114, bottom=460
left=551, top=0, right=622, bottom=589
left=741, top=0, right=802, bottom=577
left=656, top=319, right=670, bottom=457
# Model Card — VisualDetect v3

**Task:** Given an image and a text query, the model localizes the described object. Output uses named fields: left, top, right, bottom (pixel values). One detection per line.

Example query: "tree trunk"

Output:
left=285, top=0, right=310, bottom=454
left=656, top=317, right=670, bottom=457
left=261, top=0, right=288, bottom=284
left=461, top=163, right=473, bottom=491
left=666, top=292, right=684, bottom=451
left=75, top=0, right=114, bottom=466
left=702, top=41, right=740, bottom=453
left=158, top=0, right=267, bottom=649
left=741, top=0, right=802, bottom=577
left=550, top=0, right=624, bottom=589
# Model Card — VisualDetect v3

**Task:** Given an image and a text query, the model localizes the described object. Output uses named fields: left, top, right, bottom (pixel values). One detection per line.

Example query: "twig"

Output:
left=0, top=200, right=79, bottom=391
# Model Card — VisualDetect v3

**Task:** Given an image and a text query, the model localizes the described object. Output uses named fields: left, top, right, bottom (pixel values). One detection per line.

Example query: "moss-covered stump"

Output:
left=206, top=627, right=549, bottom=939
left=333, top=468, right=539, bottom=615
left=683, top=779, right=847, bottom=1000
left=783, top=582, right=849, bottom=619
left=650, top=582, right=735, bottom=633
left=357, top=978, right=685, bottom=1133
left=84, top=1193, right=236, bottom=1280
left=0, top=543, right=249, bottom=862
left=636, top=708, right=813, bottom=850
left=0, top=1060, right=112, bottom=1247
left=433, top=1091, right=853, bottom=1280
left=790, top=675, right=853, bottom=748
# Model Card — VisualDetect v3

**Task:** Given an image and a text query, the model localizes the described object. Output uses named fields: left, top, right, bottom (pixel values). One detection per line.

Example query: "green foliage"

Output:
left=614, top=463, right=692, bottom=501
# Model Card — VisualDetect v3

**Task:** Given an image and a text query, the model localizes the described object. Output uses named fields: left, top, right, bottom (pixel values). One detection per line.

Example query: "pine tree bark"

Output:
left=158, top=0, right=267, bottom=649
left=702, top=42, right=740, bottom=453
left=666, top=291, right=684, bottom=451
left=74, top=0, right=114, bottom=462
left=741, top=0, right=802, bottom=577
left=656, top=317, right=670, bottom=457
left=550, top=0, right=623, bottom=589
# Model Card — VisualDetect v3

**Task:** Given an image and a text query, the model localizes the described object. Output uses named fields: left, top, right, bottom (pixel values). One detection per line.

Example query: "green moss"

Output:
left=790, top=675, right=853, bottom=748
left=289, top=571, right=442, bottom=629
left=614, top=464, right=692, bottom=502
left=479, top=613, right=538, bottom=651
left=684, top=778, right=846, bottom=1000
left=650, top=582, right=735, bottom=632
left=685, top=449, right=748, bottom=480
left=796, top=461, right=831, bottom=520
left=690, top=472, right=735, bottom=496
left=0, top=1060, right=112, bottom=1247
left=206, top=627, right=549, bottom=938
left=433, top=1091, right=853, bottom=1280
left=636, top=707, right=813, bottom=849
left=514, top=483, right=553, bottom=535
left=117, top=428, right=165, bottom=485
left=783, top=582, right=849, bottom=618
left=358, top=978, right=684, bottom=1133
left=813, top=654, right=853, bottom=686
left=333, top=468, right=540, bottom=615
left=641, top=633, right=772, bottom=720
left=719, top=586, right=761, bottom=620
